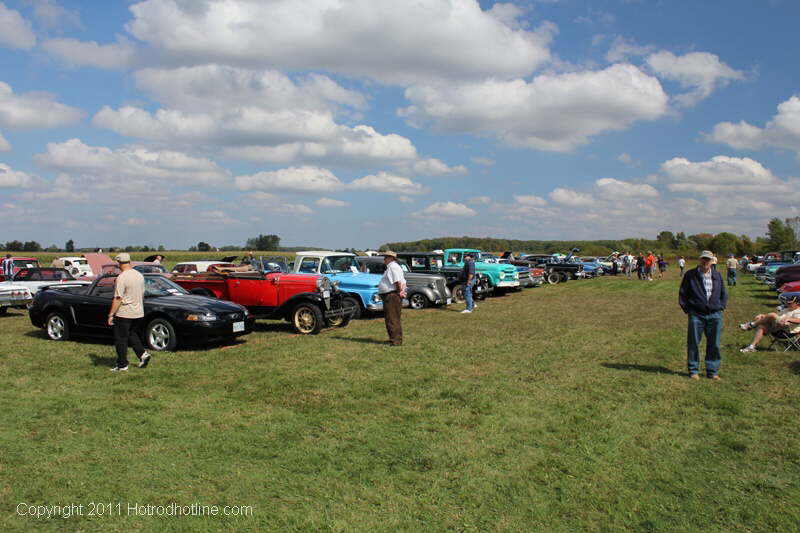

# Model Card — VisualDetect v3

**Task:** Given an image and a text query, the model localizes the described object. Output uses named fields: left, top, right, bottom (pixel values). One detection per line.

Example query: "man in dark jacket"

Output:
left=679, top=250, right=728, bottom=380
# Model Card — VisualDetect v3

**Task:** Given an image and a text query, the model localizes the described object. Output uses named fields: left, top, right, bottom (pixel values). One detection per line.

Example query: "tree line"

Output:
left=381, top=218, right=799, bottom=257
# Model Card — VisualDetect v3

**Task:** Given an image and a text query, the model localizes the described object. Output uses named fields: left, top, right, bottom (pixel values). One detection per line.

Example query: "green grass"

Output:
left=1, top=270, right=798, bottom=532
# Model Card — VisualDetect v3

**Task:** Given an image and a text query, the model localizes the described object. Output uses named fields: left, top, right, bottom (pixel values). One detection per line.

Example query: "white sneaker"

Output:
left=461, top=309, right=472, bottom=314
left=739, top=322, right=753, bottom=331
left=740, top=345, right=756, bottom=353
left=110, top=366, right=129, bottom=371
left=138, top=352, right=151, bottom=368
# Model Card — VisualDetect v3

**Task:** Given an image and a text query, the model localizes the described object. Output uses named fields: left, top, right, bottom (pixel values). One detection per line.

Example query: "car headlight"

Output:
left=242, top=307, right=249, bottom=317
left=332, top=280, right=341, bottom=292
left=186, top=312, right=217, bottom=322
left=428, top=282, right=436, bottom=289
left=499, top=272, right=505, bottom=280
left=371, top=293, right=381, bottom=303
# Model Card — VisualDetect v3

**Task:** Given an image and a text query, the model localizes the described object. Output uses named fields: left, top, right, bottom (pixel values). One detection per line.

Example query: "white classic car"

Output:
left=11, top=267, right=92, bottom=294
left=0, top=282, right=33, bottom=314
left=55, top=256, right=94, bottom=277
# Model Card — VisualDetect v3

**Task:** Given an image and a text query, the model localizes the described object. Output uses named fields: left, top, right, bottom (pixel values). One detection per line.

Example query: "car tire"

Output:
left=145, top=318, right=178, bottom=351
left=326, top=312, right=352, bottom=329
left=546, top=271, right=561, bottom=285
left=291, top=303, right=324, bottom=335
left=45, top=312, right=70, bottom=341
left=409, top=292, right=428, bottom=310
left=453, top=286, right=465, bottom=302
left=189, top=288, right=215, bottom=297
left=475, top=291, right=487, bottom=300
left=342, top=296, right=361, bottom=320
left=559, top=272, right=569, bottom=283
left=70, top=267, right=80, bottom=276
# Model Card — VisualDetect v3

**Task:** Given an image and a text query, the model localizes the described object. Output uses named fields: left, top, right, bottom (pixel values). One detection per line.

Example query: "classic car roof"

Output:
left=296, top=250, right=353, bottom=256
left=13, top=268, right=75, bottom=280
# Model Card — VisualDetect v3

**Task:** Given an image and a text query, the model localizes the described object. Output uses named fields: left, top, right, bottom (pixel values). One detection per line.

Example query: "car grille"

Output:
left=435, top=278, right=447, bottom=296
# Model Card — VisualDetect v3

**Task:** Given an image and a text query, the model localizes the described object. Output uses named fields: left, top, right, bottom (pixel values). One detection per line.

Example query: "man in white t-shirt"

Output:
left=739, top=295, right=800, bottom=352
left=108, top=253, right=150, bottom=371
left=378, top=251, right=406, bottom=346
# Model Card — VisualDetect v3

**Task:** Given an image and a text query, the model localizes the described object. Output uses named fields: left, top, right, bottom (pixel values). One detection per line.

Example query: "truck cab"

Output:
left=443, top=249, right=519, bottom=290
left=293, top=251, right=383, bottom=318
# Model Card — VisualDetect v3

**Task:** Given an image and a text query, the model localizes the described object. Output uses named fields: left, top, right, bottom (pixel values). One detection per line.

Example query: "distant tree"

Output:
left=22, top=241, right=42, bottom=252
left=197, top=241, right=212, bottom=252
left=65, top=239, right=74, bottom=252
left=656, top=231, right=677, bottom=249
left=737, top=234, right=757, bottom=256
left=5, top=240, right=23, bottom=251
left=708, top=232, right=739, bottom=256
left=158, top=245, right=165, bottom=252
left=188, top=245, right=198, bottom=252
left=765, top=217, right=797, bottom=251
left=688, top=233, right=714, bottom=251
left=142, top=245, right=150, bottom=252
left=245, top=234, right=280, bottom=251
left=45, top=244, right=59, bottom=252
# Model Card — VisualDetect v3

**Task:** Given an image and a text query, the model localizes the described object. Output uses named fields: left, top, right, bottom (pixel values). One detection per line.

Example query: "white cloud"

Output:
left=350, top=172, right=426, bottom=195
left=594, top=178, right=658, bottom=198
left=412, top=201, right=477, bottom=218
left=660, top=155, right=779, bottom=193
left=605, top=36, right=655, bottom=62
left=550, top=187, right=595, bottom=206
left=34, top=139, right=231, bottom=187
left=400, top=64, right=668, bottom=152
left=200, top=210, right=237, bottom=225
left=28, top=0, right=82, bottom=30
left=0, top=81, right=82, bottom=129
left=646, top=51, right=745, bottom=107
left=0, top=131, right=9, bottom=151
left=707, top=95, right=800, bottom=156
left=126, top=0, right=555, bottom=85
left=471, top=156, right=495, bottom=166
left=0, top=3, right=35, bottom=50
left=235, top=166, right=343, bottom=193
left=0, top=162, right=37, bottom=187
left=469, top=195, right=492, bottom=204
left=274, top=203, right=312, bottom=215
left=42, top=38, right=137, bottom=69
left=316, top=197, right=350, bottom=207
left=513, top=194, right=548, bottom=206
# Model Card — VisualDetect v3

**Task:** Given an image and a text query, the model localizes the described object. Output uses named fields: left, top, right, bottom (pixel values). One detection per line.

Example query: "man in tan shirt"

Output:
left=726, top=253, right=738, bottom=286
left=108, top=253, right=150, bottom=371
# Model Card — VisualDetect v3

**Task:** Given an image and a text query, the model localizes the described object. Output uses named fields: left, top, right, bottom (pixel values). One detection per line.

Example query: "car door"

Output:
left=74, top=276, right=116, bottom=331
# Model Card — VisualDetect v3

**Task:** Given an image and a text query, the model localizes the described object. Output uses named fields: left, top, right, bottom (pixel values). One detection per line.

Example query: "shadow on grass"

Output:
left=332, top=336, right=389, bottom=346
left=788, top=361, right=800, bottom=375
left=24, top=329, right=247, bottom=353
left=87, top=352, right=116, bottom=367
left=601, top=362, right=684, bottom=376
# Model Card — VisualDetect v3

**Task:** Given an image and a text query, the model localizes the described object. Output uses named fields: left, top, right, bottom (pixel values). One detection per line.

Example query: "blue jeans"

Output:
left=463, top=280, right=475, bottom=311
left=727, top=268, right=736, bottom=286
left=687, top=311, right=722, bottom=376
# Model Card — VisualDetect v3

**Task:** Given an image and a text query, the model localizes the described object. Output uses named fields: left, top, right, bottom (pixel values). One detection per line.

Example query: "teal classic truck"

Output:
left=442, top=249, right=519, bottom=291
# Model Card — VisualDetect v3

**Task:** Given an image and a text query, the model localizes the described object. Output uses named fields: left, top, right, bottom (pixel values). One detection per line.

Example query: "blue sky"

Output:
left=1, top=0, right=799, bottom=249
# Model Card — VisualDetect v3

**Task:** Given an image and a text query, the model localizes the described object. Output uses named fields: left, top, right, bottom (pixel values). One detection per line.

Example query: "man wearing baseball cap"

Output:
left=678, top=250, right=728, bottom=380
left=108, top=253, right=150, bottom=371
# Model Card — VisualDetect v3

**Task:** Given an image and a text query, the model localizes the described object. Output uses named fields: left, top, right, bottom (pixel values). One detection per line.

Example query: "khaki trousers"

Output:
left=381, top=291, right=402, bottom=345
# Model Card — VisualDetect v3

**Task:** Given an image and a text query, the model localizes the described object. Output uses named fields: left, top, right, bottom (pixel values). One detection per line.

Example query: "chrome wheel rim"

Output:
left=149, top=323, right=171, bottom=350
left=295, top=308, right=315, bottom=334
left=410, top=294, right=425, bottom=309
left=47, top=316, right=65, bottom=339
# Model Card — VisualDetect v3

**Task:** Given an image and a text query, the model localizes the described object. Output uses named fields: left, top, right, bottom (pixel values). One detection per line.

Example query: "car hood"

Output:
left=322, top=271, right=382, bottom=288
left=145, top=294, right=247, bottom=313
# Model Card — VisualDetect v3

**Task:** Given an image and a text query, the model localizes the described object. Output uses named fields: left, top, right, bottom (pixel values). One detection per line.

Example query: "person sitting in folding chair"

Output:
left=739, top=294, right=800, bottom=352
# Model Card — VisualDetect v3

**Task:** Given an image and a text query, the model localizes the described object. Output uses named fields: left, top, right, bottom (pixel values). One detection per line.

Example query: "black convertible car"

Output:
left=28, top=273, right=255, bottom=351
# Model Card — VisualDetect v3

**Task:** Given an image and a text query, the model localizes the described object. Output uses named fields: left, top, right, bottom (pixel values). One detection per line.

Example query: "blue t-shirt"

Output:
left=463, top=259, right=475, bottom=280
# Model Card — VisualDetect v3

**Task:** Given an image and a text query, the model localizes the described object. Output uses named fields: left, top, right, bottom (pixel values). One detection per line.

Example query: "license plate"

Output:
left=323, top=290, right=330, bottom=298
left=232, top=321, right=244, bottom=332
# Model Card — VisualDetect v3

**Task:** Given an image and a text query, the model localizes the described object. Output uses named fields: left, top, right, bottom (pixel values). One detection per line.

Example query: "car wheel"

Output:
left=145, top=318, right=177, bottom=351
left=291, top=303, right=324, bottom=335
left=475, top=291, right=487, bottom=301
left=409, top=292, right=427, bottom=310
left=546, top=271, right=561, bottom=285
left=453, top=286, right=465, bottom=302
left=45, top=312, right=70, bottom=341
left=342, top=296, right=361, bottom=320
left=326, top=312, right=352, bottom=329
left=190, top=288, right=215, bottom=297
left=559, top=272, right=569, bottom=283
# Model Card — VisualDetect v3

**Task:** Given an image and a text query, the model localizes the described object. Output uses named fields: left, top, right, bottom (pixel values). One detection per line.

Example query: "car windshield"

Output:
left=13, top=259, right=39, bottom=268
left=322, top=256, right=358, bottom=273
left=145, top=276, right=188, bottom=297
left=135, top=264, right=168, bottom=274
left=259, top=257, right=290, bottom=273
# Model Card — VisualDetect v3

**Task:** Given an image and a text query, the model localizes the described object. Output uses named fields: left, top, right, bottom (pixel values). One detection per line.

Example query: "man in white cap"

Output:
left=378, top=251, right=406, bottom=346
left=108, top=253, right=150, bottom=371
left=678, top=250, right=728, bottom=380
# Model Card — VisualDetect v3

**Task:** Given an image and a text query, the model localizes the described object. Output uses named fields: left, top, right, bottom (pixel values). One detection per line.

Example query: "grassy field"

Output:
left=1, top=268, right=798, bottom=532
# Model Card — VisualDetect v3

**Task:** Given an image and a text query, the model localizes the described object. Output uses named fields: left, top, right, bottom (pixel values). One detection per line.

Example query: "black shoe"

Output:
left=138, top=352, right=151, bottom=368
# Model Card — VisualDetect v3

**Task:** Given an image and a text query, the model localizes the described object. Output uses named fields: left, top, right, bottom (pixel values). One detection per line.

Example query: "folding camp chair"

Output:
left=767, top=329, right=800, bottom=352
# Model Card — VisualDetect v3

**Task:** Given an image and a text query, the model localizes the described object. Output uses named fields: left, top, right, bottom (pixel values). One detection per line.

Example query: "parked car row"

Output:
left=11, top=246, right=589, bottom=353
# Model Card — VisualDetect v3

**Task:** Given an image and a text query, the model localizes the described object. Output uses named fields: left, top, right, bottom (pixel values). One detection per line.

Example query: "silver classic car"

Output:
left=356, top=256, right=452, bottom=309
